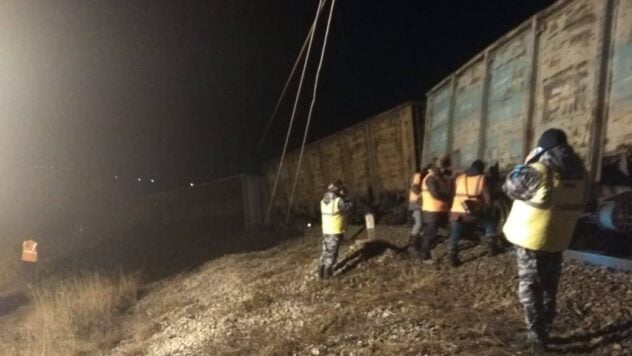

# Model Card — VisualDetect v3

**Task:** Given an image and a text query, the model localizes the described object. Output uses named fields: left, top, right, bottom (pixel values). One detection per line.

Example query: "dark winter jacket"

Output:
left=322, top=191, right=352, bottom=213
left=425, top=168, right=452, bottom=202
left=503, top=144, right=585, bottom=202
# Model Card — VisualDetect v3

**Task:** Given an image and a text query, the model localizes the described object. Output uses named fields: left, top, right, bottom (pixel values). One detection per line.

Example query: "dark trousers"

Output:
left=448, top=216, right=497, bottom=251
left=420, top=212, right=447, bottom=259
left=515, top=246, right=563, bottom=341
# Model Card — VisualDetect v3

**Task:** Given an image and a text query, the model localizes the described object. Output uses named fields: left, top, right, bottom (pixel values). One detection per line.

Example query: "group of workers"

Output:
left=407, top=155, right=500, bottom=267
left=316, top=128, right=587, bottom=351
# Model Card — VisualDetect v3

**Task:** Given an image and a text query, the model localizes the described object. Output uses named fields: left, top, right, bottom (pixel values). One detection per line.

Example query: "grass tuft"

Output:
left=0, top=272, right=139, bottom=356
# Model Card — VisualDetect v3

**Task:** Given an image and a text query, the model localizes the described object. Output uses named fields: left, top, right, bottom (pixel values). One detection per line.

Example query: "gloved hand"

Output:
left=524, top=147, right=544, bottom=163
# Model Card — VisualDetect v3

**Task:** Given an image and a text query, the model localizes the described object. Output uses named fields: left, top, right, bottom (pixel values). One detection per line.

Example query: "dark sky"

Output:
left=0, top=0, right=554, bottom=193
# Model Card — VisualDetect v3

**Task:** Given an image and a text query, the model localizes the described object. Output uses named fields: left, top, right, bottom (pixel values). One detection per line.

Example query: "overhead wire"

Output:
left=285, top=0, right=337, bottom=224
left=264, top=0, right=326, bottom=224
left=257, top=24, right=314, bottom=149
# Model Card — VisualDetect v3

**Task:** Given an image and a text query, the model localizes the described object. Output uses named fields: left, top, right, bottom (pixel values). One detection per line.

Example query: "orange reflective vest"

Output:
left=22, top=240, right=38, bottom=263
left=451, top=173, right=485, bottom=214
left=421, top=171, right=450, bottom=212
left=408, top=173, right=422, bottom=205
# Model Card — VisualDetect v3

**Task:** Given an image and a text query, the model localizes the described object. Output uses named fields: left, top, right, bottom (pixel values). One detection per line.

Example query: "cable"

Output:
left=264, top=0, right=326, bottom=224
left=285, top=0, right=336, bottom=224
left=257, top=24, right=315, bottom=149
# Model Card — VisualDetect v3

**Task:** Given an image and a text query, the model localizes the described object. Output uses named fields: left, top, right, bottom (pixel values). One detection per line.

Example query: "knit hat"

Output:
left=438, top=155, right=451, bottom=169
left=538, top=128, right=568, bottom=151
left=327, top=180, right=343, bottom=192
left=470, top=159, right=485, bottom=174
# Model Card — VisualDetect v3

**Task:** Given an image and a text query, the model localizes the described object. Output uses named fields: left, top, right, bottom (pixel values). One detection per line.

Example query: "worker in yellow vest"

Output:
left=448, top=160, right=500, bottom=267
left=419, top=156, right=452, bottom=264
left=318, top=180, right=352, bottom=279
left=503, top=129, right=586, bottom=351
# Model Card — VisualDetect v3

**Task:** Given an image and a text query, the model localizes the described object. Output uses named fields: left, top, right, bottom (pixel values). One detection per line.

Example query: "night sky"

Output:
left=1, top=0, right=555, bottom=194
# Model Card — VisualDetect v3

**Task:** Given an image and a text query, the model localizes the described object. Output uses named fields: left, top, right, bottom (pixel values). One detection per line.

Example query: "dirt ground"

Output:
left=109, top=226, right=632, bottom=356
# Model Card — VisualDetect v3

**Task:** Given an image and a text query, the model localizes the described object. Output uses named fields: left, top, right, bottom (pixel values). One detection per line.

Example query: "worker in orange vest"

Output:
left=407, top=171, right=423, bottom=258
left=448, top=160, right=500, bottom=267
left=419, top=156, right=452, bottom=264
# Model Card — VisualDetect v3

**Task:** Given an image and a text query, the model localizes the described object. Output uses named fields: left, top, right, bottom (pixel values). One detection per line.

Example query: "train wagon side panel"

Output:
left=368, top=105, right=416, bottom=193
left=452, top=59, right=485, bottom=169
left=485, top=28, right=532, bottom=170
left=531, top=0, right=607, bottom=170
left=605, top=0, right=632, bottom=154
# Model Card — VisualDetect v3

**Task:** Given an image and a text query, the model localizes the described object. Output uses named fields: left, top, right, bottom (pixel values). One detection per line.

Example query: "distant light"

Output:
left=137, top=178, right=142, bottom=182
left=150, top=179, right=155, bottom=183
left=114, top=175, right=119, bottom=180
left=50, top=166, right=54, bottom=170
left=189, top=182, right=195, bottom=187
left=307, top=222, right=312, bottom=228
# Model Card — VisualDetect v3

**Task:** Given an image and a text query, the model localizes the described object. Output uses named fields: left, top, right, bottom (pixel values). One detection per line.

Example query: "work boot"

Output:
left=486, top=235, right=501, bottom=256
left=317, top=265, right=325, bottom=280
left=323, top=267, right=333, bottom=279
left=419, top=249, right=435, bottom=265
left=448, top=250, right=461, bottom=267
left=526, top=332, right=547, bottom=354
left=406, top=234, right=419, bottom=259
left=512, top=330, right=547, bottom=354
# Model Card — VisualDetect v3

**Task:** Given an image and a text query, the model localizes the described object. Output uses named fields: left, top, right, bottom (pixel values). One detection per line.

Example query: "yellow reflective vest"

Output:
left=321, top=196, right=345, bottom=235
left=503, top=162, right=586, bottom=252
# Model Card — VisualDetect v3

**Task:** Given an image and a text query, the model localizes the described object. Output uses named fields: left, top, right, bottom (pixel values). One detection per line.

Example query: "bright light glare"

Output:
left=150, top=179, right=155, bottom=183
left=189, top=182, right=194, bottom=187
left=137, top=178, right=142, bottom=182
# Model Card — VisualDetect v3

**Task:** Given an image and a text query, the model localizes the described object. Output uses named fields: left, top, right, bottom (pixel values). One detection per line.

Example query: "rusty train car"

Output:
left=265, top=0, right=632, bottom=266
left=263, top=102, right=424, bottom=224
left=424, top=0, right=632, bottom=264
left=424, top=0, right=632, bottom=176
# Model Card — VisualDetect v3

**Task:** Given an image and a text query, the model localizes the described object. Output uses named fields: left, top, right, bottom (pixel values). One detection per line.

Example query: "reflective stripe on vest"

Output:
left=450, top=173, right=485, bottom=213
left=408, top=173, right=422, bottom=205
left=421, top=171, right=449, bottom=212
left=22, top=240, right=38, bottom=263
left=321, top=197, right=344, bottom=235
left=503, top=162, right=586, bottom=252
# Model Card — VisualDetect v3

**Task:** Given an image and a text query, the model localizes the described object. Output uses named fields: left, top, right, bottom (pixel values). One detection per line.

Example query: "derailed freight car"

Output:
left=424, top=0, right=632, bottom=259
left=263, top=102, right=424, bottom=224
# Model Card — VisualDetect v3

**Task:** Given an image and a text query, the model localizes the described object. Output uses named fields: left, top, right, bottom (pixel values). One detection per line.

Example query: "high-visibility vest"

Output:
left=321, top=197, right=345, bottom=235
left=408, top=173, right=422, bottom=205
left=503, top=162, right=586, bottom=252
left=451, top=173, right=485, bottom=214
left=22, top=240, right=38, bottom=263
left=421, top=171, right=450, bottom=212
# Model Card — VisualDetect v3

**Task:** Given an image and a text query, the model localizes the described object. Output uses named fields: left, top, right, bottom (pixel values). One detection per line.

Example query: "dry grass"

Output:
left=0, top=235, right=21, bottom=291
left=110, top=227, right=632, bottom=356
left=0, top=272, right=139, bottom=356
left=0, top=255, right=18, bottom=292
